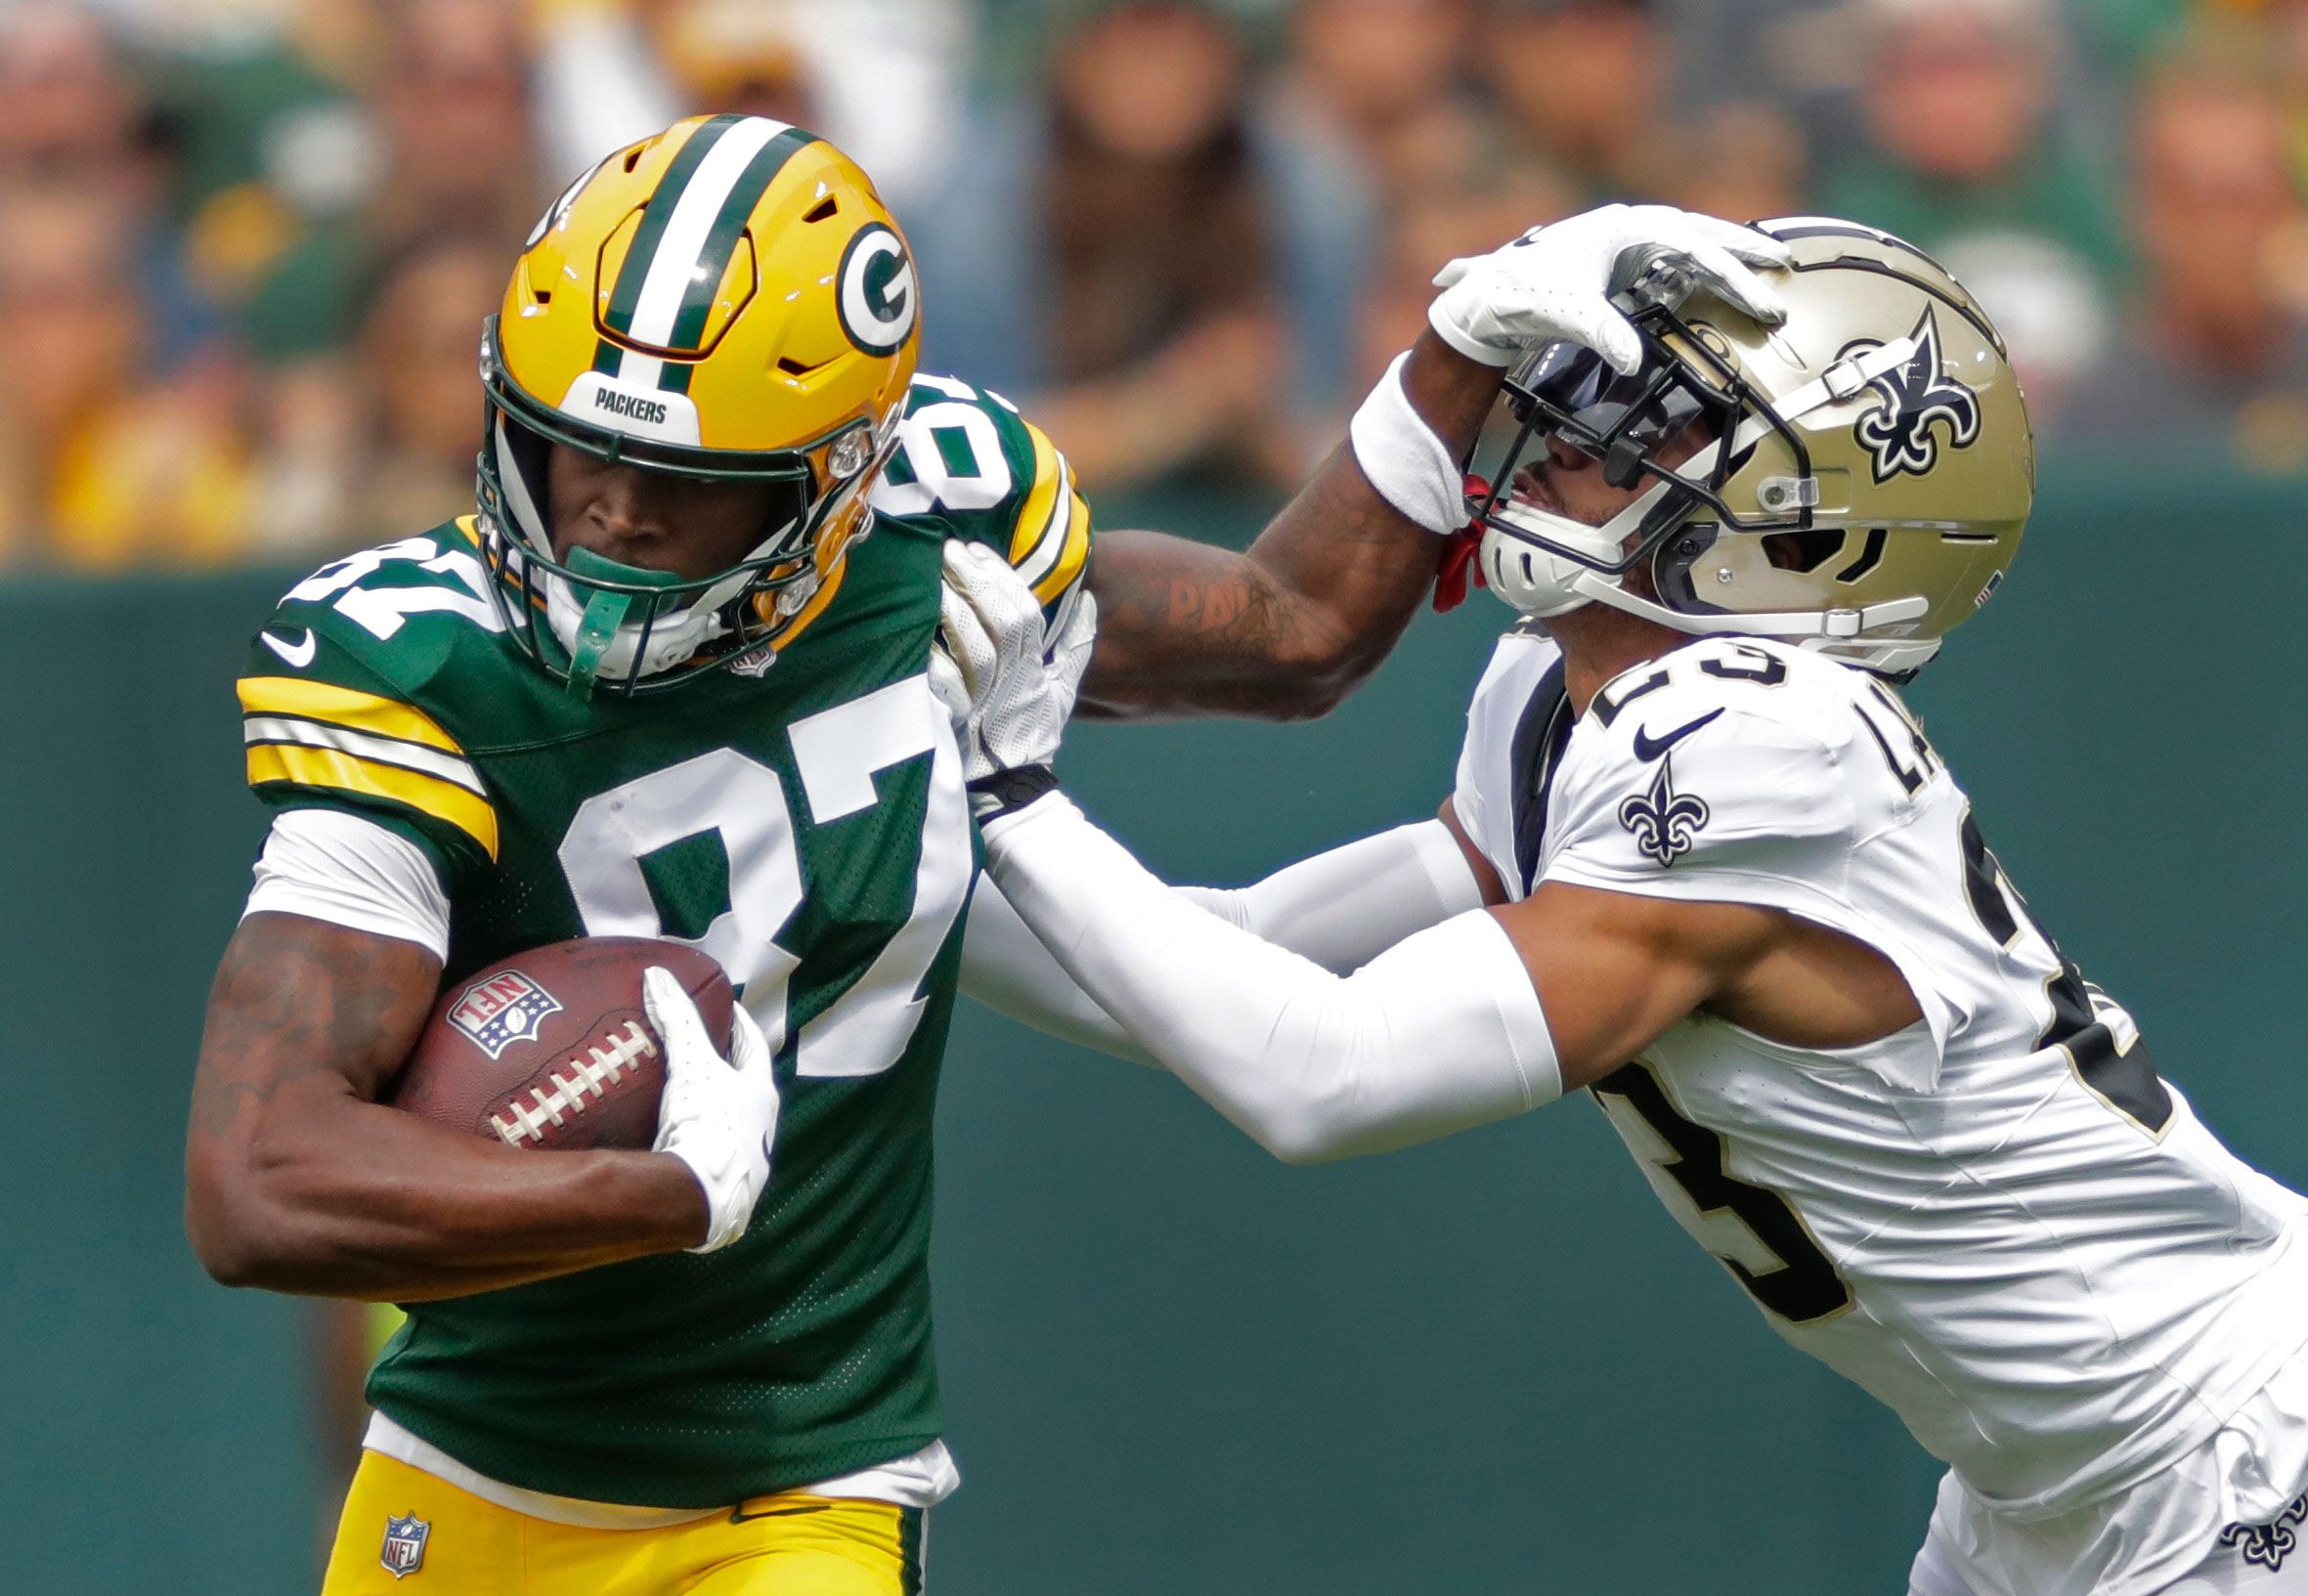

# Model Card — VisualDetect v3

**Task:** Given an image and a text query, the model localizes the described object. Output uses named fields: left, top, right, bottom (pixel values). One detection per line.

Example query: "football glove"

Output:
left=1428, top=204, right=1794, bottom=375
left=934, top=540, right=1089, bottom=820
left=644, top=967, right=779, bottom=1254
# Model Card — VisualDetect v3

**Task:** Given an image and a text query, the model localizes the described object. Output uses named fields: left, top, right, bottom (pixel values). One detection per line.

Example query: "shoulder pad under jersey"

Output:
left=869, top=372, right=1092, bottom=620
left=1545, top=637, right=1914, bottom=889
left=237, top=520, right=510, bottom=878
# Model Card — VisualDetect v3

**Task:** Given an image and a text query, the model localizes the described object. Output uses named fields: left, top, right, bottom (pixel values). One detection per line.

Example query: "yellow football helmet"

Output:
left=1473, top=218, right=2033, bottom=675
left=476, top=113, right=922, bottom=695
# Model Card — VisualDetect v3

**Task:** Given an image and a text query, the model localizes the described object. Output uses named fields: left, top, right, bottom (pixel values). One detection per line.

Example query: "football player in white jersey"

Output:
left=943, top=219, right=2308, bottom=1596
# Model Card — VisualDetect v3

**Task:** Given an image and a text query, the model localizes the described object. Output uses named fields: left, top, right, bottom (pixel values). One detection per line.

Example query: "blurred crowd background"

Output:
left=5, top=0, right=2307, bottom=574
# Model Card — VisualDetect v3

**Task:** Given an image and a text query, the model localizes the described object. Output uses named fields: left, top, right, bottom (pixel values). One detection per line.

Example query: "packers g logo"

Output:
left=1851, top=309, right=1982, bottom=483
left=837, top=224, right=918, bottom=356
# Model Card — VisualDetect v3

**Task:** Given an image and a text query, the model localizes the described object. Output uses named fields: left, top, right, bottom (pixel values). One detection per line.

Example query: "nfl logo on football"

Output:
left=379, top=1513, right=429, bottom=1579
left=446, top=971, right=564, bottom=1060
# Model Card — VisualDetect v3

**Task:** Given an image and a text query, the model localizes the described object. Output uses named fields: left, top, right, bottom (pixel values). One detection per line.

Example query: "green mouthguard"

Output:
left=560, top=547, right=689, bottom=701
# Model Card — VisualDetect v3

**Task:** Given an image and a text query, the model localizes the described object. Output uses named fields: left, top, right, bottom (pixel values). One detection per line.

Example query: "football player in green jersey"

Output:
left=181, top=112, right=1791, bottom=1594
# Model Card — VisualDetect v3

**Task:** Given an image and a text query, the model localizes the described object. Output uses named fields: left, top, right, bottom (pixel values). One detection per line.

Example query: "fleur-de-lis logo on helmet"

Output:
left=1619, top=761, right=1711, bottom=868
left=1851, top=308, right=1982, bottom=483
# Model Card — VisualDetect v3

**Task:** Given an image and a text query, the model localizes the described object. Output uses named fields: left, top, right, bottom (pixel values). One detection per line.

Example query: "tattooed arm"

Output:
left=1076, top=330, right=1502, bottom=721
left=184, top=913, right=708, bottom=1301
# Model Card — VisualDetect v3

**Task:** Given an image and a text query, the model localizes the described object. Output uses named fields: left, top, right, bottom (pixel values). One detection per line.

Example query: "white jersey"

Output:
left=1452, top=626, right=2308, bottom=1517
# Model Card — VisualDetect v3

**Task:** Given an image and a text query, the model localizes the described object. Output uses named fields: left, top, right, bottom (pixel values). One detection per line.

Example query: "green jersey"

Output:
left=236, top=375, right=1090, bottom=1508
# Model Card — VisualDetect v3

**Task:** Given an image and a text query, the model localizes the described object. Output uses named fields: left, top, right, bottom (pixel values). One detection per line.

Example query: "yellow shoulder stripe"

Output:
left=1004, top=418, right=1091, bottom=605
left=238, top=676, right=462, bottom=755
left=247, top=744, right=500, bottom=859
left=1008, top=421, right=1067, bottom=567
left=1031, top=479, right=1092, bottom=608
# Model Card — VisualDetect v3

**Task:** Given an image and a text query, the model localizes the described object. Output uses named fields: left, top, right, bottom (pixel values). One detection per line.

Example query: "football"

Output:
left=387, top=937, right=733, bottom=1152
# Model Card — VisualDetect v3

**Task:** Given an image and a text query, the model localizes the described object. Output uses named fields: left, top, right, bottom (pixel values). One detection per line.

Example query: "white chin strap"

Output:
left=1477, top=473, right=1678, bottom=621
left=1478, top=333, right=1934, bottom=667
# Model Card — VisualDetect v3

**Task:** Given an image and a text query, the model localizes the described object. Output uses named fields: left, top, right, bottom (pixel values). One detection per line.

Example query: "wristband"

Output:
left=1348, top=351, right=1469, bottom=536
left=968, top=764, right=1059, bottom=825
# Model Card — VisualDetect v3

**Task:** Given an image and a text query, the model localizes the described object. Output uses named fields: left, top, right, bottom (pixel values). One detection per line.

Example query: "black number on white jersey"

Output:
left=1955, top=809, right=2172, bottom=1135
left=1852, top=681, right=1942, bottom=796
left=1592, top=1063, right=1854, bottom=1324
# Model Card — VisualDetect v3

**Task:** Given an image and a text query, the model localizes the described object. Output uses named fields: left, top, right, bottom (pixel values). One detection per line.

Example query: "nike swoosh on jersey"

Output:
left=260, top=628, right=318, bottom=669
left=1632, top=709, right=1723, bottom=761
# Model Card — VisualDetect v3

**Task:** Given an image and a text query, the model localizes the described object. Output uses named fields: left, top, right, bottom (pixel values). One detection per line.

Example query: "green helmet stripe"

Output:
left=598, top=112, right=744, bottom=345
left=656, top=126, right=818, bottom=395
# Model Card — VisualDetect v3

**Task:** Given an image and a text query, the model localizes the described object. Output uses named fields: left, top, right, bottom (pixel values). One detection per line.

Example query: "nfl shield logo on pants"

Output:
left=379, top=1513, right=430, bottom=1579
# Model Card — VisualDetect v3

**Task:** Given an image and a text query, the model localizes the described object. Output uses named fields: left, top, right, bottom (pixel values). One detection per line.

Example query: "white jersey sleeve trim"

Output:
left=242, top=808, right=453, bottom=963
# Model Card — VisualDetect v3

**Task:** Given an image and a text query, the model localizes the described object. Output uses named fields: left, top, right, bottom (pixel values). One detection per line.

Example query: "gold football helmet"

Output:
left=477, top=113, right=922, bottom=695
left=1474, top=217, right=2034, bottom=674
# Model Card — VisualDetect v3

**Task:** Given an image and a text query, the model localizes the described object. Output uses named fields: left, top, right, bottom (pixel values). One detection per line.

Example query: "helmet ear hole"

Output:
left=1763, top=529, right=1844, bottom=573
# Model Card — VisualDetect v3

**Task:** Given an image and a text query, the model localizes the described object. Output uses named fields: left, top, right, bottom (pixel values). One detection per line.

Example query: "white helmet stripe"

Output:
left=621, top=117, right=792, bottom=352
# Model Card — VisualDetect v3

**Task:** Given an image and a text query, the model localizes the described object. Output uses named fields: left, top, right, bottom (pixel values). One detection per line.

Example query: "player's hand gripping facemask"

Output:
left=1468, top=218, right=2035, bottom=675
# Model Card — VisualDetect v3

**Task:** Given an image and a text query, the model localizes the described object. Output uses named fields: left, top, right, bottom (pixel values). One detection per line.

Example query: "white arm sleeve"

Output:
left=241, top=808, right=453, bottom=964
left=960, top=875, right=1156, bottom=1065
left=1184, top=819, right=1486, bottom=972
left=983, top=797, right=1559, bottom=1164
left=957, top=820, right=1486, bottom=1060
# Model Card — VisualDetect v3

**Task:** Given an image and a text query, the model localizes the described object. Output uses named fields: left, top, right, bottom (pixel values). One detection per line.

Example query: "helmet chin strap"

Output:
left=1478, top=453, right=1696, bottom=620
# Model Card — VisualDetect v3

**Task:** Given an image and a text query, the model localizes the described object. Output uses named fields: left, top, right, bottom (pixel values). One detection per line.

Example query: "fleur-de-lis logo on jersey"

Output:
left=1618, top=760, right=1710, bottom=867
left=1851, top=309, right=1981, bottom=483
left=2220, top=1493, right=2308, bottom=1572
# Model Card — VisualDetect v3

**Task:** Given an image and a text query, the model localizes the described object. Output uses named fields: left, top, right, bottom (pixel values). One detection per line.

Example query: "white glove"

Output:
left=1428, top=204, right=1794, bottom=374
left=644, top=967, right=779, bottom=1255
left=934, top=540, right=1090, bottom=816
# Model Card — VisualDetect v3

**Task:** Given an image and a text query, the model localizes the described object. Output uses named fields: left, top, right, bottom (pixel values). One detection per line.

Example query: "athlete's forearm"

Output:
left=1076, top=331, right=1501, bottom=721
left=195, top=1096, right=706, bottom=1301
left=185, top=914, right=708, bottom=1300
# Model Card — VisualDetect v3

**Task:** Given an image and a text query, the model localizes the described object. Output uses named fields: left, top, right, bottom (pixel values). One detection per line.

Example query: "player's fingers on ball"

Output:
left=642, top=968, right=710, bottom=1057
left=727, top=1004, right=774, bottom=1076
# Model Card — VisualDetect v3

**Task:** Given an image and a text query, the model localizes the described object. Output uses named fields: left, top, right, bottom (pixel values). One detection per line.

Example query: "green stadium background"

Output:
left=7, top=466, right=2306, bottom=1594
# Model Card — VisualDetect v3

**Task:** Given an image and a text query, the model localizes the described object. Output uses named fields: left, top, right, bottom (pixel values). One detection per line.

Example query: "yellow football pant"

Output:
left=321, top=1451, right=926, bottom=1594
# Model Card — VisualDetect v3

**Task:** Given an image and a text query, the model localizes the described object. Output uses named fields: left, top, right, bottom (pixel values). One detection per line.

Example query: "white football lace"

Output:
left=490, top=1020, right=659, bottom=1146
